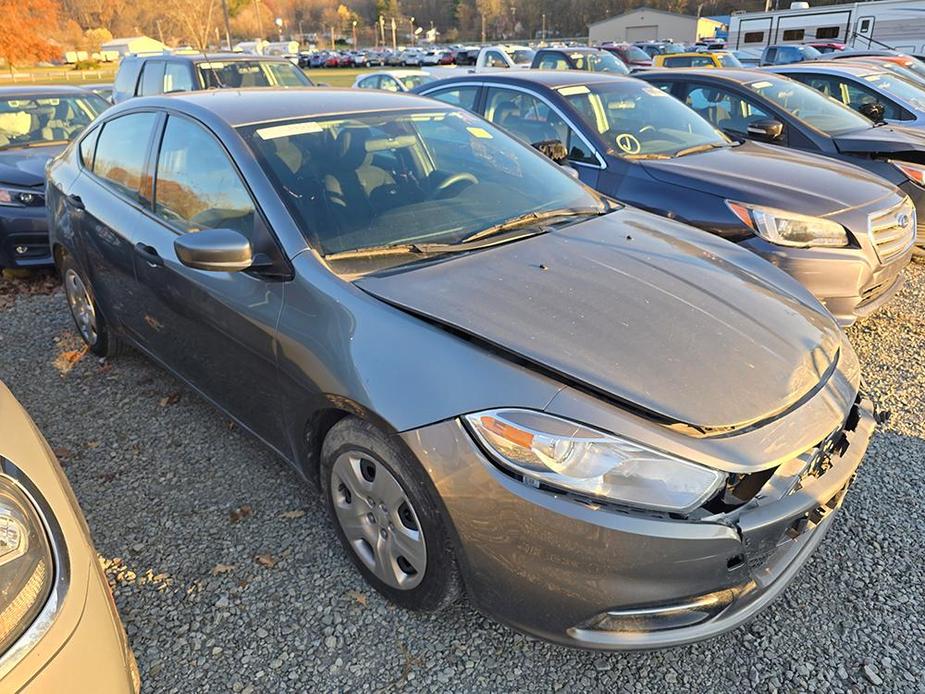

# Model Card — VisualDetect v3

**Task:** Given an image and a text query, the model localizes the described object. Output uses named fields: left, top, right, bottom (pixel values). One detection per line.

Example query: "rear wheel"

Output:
left=60, top=255, right=122, bottom=358
left=321, top=416, right=461, bottom=611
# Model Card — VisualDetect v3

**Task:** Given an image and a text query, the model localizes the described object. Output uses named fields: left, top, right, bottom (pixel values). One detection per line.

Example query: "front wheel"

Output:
left=321, top=416, right=461, bottom=611
left=60, top=254, right=122, bottom=358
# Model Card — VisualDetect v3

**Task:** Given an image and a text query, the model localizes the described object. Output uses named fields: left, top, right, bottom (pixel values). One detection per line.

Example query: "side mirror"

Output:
left=746, top=119, right=784, bottom=142
left=174, top=228, right=253, bottom=272
left=531, top=139, right=569, bottom=165
left=858, top=101, right=886, bottom=123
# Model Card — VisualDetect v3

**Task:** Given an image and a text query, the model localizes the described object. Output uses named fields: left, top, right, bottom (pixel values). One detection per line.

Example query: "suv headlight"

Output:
left=464, top=409, right=726, bottom=514
left=891, top=160, right=925, bottom=187
left=0, top=475, right=53, bottom=654
left=726, top=200, right=848, bottom=247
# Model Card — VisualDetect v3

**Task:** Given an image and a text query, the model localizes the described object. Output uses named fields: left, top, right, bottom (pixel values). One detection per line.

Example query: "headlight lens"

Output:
left=0, top=187, right=43, bottom=207
left=0, top=476, right=53, bottom=654
left=726, top=200, right=848, bottom=247
left=464, top=409, right=726, bottom=514
left=891, top=159, right=925, bottom=186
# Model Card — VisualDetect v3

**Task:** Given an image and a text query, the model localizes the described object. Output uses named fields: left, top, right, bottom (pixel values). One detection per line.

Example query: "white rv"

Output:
left=728, top=0, right=925, bottom=54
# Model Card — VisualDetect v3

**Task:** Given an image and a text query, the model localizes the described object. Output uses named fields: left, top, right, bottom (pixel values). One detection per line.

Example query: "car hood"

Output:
left=834, top=124, right=925, bottom=153
left=641, top=141, right=895, bottom=216
left=0, top=144, right=65, bottom=187
left=356, top=209, right=842, bottom=433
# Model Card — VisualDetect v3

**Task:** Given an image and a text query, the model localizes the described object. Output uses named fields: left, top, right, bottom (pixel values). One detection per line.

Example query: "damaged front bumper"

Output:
left=402, top=395, right=876, bottom=650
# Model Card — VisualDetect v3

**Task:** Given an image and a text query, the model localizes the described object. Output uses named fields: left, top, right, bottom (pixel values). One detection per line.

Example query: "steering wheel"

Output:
left=432, top=172, right=478, bottom=199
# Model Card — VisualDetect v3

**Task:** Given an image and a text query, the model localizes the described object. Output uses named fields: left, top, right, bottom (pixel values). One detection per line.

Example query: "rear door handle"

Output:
left=66, top=194, right=84, bottom=210
left=134, top=242, right=163, bottom=267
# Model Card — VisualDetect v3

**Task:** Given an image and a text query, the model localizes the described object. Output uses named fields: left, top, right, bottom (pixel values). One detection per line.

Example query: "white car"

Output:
left=401, top=49, right=423, bottom=66
left=352, top=69, right=437, bottom=92
left=420, top=50, right=442, bottom=66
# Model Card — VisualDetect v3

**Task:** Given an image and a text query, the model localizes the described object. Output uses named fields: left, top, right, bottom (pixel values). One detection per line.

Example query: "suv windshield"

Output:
left=718, top=53, right=743, bottom=68
left=239, top=109, right=604, bottom=259
left=747, top=76, right=874, bottom=135
left=512, top=49, right=536, bottom=64
left=573, top=51, right=629, bottom=73
left=862, top=72, right=925, bottom=110
left=0, top=94, right=106, bottom=148
left=198, top=60, right=311, bottom=88
left=561, top=82, right=728, bottom=158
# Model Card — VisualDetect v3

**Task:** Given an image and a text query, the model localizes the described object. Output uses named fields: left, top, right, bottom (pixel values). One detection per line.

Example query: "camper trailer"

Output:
left=728, top=0, right=925, bottom=54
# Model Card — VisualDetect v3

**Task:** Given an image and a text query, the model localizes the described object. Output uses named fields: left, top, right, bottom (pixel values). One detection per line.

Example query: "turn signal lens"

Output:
left=892, top=160, right=925, bottom=186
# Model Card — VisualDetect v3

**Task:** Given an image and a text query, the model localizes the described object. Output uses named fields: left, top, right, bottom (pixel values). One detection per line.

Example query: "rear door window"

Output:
left=684, top=84, right=774, bottom=136
left=138, top=61, right=166, bottom=96
left=93, top=113, right=159, bottom=204
left=164, top=63, right=194, bottom=93
left=426, top=86, right=479, bottom=110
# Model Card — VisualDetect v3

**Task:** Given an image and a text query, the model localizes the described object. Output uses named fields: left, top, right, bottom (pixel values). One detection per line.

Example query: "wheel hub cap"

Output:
left=331, top=452, right=427, bottom=590
left=64, top=269, right=97, bottom=345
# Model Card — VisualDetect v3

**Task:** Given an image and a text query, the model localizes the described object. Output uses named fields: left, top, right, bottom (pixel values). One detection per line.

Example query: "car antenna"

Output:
left=198, top=45, right=225, bottom=90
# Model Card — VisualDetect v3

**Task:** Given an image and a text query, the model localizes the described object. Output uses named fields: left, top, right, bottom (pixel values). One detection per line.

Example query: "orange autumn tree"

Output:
left=0, top=0, right=61, bottom=75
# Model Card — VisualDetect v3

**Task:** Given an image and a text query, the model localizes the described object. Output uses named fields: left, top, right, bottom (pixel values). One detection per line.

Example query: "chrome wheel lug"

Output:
left=367, top=513, right=376, bottom=524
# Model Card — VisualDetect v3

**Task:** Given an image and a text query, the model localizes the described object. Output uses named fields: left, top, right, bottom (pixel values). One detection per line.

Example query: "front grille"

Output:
left=868, top=198, right=916, bottom=263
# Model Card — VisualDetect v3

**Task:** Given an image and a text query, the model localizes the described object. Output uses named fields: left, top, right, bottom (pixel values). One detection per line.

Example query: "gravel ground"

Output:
left=0, top=265, right=923, bottom=693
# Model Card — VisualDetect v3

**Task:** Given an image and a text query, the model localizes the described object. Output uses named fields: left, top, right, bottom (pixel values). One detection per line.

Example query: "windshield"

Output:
left=0, top=94, right=105, bottom=148
left=573, top=51, right=629, bottom=74
left=624, top=45, right=652, bottom=62
left=561, top=82, right=728, bottom=158
left=398, top=74, right=435, bottom=90
left=239, top=109, right=603, bottom=258
left=718, top=53, right=743, bottom=68
left=512, top=49, right=535, bottom=64
left=660, top=43, right=685, bottom=55
left=747, top=76, right=875, bottom=135
left=198, top=60, right=312, bottom=88
left=862, top=72, right=925, bottom=110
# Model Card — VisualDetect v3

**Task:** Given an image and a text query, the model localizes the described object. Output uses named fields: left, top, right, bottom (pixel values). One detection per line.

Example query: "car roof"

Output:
left=110, top=88, right=452, bottom=127
left=639, top=68, right=768, bottom=84
left=423, top=70, right=634, bottom=89
left=540, top=46, right=604, bottom=53
left=130, top=52, right=291, bottom=63
left=769, top=61, right=885, bottom=76
left=0, top=85, right=99, bottom=97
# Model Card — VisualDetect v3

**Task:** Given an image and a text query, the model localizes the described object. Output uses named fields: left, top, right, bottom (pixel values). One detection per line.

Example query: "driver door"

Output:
left=125, top=113, right=289, bottom=449
left=679, top=83, right=786, bottom=145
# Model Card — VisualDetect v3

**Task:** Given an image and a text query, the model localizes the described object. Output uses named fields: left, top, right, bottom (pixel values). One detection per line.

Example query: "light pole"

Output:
left=352, top=20, right=357, bottom=49
left=275, top=17, right=283, bottom=42
left=220, top=0, right=232, bottom=50
left=410, top=17, right=415, bottom=46
left=391, top=17, right=397, bottom=50
left=542, top=13, right=546, bottom=42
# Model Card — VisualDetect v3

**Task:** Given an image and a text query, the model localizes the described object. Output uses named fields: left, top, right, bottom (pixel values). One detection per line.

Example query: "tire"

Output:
left=60, top=254, right=122, bottom=358
left=321, top=416, right=462, bottom=611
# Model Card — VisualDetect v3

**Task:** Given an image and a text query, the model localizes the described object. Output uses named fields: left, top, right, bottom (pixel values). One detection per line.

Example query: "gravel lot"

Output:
left=1, top=264, right=923, bottom=693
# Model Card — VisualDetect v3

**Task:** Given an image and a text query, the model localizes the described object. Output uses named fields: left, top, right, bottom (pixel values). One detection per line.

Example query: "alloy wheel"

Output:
left=330, top=452, right=427, bottom=590
left=64, top=268, right=97, bottom=346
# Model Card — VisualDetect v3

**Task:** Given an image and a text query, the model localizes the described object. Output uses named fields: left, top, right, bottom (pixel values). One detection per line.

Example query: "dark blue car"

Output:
left=414, top=71, right=915, bottom=325
left=0, top=86, right=107, bottom=269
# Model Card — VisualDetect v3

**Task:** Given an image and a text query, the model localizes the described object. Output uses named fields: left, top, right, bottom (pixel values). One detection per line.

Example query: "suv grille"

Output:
left=868, top=198, right=915, bottom=263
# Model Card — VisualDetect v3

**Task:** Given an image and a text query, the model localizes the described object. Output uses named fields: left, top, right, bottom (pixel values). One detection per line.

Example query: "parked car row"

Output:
left=3, top=44, right=924, bottom=686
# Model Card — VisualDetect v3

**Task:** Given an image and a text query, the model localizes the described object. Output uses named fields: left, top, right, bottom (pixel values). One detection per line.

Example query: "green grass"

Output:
left=2, top=64, right=377, bottom=88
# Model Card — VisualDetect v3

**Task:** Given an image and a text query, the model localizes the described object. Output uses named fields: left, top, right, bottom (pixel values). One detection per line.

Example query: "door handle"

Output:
left=134, top=242, right=163, bottom=267
left=66, top=194, right=84, bottom=210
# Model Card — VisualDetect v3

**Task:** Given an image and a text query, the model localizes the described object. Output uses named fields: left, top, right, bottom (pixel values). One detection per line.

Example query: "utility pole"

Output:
left=330, top=26, right=335, bottom=51
left=253, top=0, right=264, bottom=38
left=481, top=13, right=486, bottom=43
left=220, top=0, right=232, bottom=50
left=410, top=17, right=415, bottom=46
left=352, top=20, right=357, bottom=48
left=391, top=17, right=397, bottom=50
left=542, top=13, right=546, bottom=42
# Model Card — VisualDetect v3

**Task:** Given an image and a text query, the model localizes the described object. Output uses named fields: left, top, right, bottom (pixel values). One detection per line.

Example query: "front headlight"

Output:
left=726, top=200, right=848, bottom=247
left=0, top=186, right=43, bottom=208
left=464, top=409, right=726, bottom=514
left=0, top=475, right=53, bottom=654
left=891, top=159, right=925, bottom=187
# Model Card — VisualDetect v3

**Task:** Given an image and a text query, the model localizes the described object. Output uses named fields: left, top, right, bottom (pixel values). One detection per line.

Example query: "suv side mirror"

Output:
left=858, top=101, right=886, bottom=124
left=531, top=139, right=569, bottom=165
left=746, top=119, right=784, bottom=142
left=174, top=228, right=253, bottom=272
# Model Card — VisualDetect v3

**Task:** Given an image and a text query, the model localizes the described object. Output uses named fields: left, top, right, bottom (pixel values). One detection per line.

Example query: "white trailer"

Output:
left=728, top=0, right=925, bottom=54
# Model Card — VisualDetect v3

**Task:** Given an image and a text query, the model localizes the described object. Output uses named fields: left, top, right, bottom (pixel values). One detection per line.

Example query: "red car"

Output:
left=438, top=50, right=455, bottom=65
left=324, top=53, right=340, bottom=68
left=807, top=42, right=846, bottom=53
left=337, top=53, right=354, bottom=67
left=598, top=42, right=652, bottom=67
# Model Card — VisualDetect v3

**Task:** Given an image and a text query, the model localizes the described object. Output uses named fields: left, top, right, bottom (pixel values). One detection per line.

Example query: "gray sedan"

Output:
left=47, top=89, right=876, bottom=649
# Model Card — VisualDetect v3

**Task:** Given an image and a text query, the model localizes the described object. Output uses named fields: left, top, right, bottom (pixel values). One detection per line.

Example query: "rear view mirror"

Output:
left=174, top=228, right=253, bottom=272
left=746, top=119, right=784, bottom=142
left=858, top=101, right=886, bottom=124
left=532, top=139, right=569, bottom=165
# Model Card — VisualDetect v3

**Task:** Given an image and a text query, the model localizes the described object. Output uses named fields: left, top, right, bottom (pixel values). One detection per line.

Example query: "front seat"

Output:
left=323, top=129, right=396, bottom=230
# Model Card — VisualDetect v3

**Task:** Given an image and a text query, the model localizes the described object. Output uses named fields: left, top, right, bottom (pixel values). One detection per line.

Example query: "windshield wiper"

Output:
left=457, top=206, right=609, bottom=246
left=674, top=142, right=726, bottom=157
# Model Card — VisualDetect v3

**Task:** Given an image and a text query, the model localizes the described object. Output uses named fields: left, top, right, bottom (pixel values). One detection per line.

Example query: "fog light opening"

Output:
left=579, top=586, right=748, bottom=634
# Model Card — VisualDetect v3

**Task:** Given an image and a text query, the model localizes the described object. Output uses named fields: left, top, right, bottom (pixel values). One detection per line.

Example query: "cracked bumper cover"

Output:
left=401, top=396, right=876, bottom=650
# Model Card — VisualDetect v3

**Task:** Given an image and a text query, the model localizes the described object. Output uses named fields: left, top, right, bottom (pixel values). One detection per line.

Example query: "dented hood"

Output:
left=356, top=209, right=842, bottom=433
